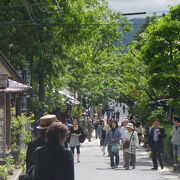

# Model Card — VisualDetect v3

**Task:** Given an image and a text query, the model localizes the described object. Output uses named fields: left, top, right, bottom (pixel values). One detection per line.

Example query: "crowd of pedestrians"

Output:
left=23, top=102, right=180, bottom=180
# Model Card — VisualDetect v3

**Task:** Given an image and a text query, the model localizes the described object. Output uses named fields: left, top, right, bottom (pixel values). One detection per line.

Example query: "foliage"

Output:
left=120, top=5, right=180, bottom=121
left=147, top=107, right=168, bottom=124
left=141, top=5, right=180, bottom=102
left=0, top=0, right=130, bottom=109
left=163, top=124, right=173, bottom=164
left=11, top=114, right=35, bottom=146
left=0, top=155, right=14, bottom=180
left=29, top=99, right=50, bottom=117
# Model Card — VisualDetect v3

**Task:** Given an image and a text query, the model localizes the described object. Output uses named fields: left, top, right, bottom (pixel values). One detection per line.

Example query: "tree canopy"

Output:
left=0, top=1, right=179, bottom=119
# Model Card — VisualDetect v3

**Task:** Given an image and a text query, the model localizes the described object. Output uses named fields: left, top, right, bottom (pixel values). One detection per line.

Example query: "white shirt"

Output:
left=123, top=131, right=139, bottom=154
left=120, top=126, right=128, bottom=138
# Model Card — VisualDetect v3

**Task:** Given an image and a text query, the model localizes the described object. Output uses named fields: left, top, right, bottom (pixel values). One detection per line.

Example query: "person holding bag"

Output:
left=104, top=121, right=121, bottom=169
left=69, top=118, right=84, bottom=163
left=123, top=123, right=139, bottom=170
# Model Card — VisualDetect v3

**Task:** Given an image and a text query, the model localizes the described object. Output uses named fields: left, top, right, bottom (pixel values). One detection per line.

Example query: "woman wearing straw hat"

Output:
left=25, top=122, right=74, bottom=180
left=26, top=114, right=57, bottom=171
left=123, top=123, right=139, bottom=170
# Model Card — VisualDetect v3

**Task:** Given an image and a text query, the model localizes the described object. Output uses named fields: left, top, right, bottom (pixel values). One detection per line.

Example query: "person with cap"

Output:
left=26, top=114, right=57, bottom=171
left=123, top=123, right=139, bottom=170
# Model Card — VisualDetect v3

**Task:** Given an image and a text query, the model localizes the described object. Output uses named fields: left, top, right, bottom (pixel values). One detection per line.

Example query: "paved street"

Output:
left=75, top=139, right=180, bottom=180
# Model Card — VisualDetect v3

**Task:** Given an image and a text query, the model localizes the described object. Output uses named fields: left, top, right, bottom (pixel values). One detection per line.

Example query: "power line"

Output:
left=122, top=12, right=146, bottom=16
left=0, top=2, right=67, bottom=9
left=0, top=20, right=153, bottom=26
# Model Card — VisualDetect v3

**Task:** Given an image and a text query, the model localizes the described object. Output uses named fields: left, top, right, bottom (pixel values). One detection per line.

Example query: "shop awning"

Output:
left=58, top=91, right=80, bottom=105
left=0, top=79, right=32, bottom=92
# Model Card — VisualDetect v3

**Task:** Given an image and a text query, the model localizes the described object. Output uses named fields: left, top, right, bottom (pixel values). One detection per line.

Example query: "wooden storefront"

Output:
left=0, top=52, right=31, bottom=158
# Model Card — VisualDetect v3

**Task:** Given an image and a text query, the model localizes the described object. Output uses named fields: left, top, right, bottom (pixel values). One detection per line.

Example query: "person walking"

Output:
left=26, top=114, right=57, bottom=171
left=69, top=118, right=84, bottom=163
left=116, top=110, right=120, bottom=122
left=104, top=120, right=112, bottom=156
left=25, top=122, right=74, bottom=180
left=120, top=119, right=129, bottom=167
left=97, top=120, right=106, bottom=155
left=122, top=105, right=126, bottom=114
left=171, top=116, right=180, bottom=165
left=123, top=123, right=139, bottom=170
left=94, top=120, right=100, bottom=139
left=87, top=117, right=93, bottom=142
left=148, top=119, right=166, bottom=170
left=135, top=121, right=143, bottom=145
left=104, top=121, right=121, bottom=169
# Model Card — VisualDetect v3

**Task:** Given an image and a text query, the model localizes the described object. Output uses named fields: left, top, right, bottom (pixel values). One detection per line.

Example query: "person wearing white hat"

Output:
left=26, top=114, right=57, bottom=171
left=123, top=123, right=139, bottom=170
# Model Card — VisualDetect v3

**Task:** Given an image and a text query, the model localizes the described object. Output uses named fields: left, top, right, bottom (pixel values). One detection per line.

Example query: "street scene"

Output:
left=0, top=0, right=179, bottom=180
left=76, top=140, right=180, bottom=180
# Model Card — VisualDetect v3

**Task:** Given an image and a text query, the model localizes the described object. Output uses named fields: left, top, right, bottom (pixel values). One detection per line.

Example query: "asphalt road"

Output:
left=75, top=139, right=180, bottom=180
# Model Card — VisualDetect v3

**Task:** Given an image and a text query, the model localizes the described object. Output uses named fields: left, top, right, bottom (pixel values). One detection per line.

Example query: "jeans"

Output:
left=110, top=152, right=119, bottom=167
left=173, top=144, right=180, bottom=164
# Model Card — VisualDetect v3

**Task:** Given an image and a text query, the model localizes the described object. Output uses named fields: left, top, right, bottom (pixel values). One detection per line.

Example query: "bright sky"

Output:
left=109, top=0, right=179, bottom=14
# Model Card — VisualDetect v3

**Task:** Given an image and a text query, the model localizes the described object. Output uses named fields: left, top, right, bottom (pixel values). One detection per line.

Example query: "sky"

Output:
left=109, top=0, right=179, bottom=16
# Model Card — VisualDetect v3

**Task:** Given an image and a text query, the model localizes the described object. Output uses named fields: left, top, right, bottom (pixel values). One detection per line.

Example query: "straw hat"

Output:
left=126, top=123, right=134, bottom=130
left=37, top=114, right=57, bottom=129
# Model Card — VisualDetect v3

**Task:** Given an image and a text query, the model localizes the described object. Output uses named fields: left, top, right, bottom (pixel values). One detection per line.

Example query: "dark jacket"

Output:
left=29, top=145, right=74, bottom=180
left=26, top=137, right=46, bottom=171
left=148, top=126, right=166, bottom=146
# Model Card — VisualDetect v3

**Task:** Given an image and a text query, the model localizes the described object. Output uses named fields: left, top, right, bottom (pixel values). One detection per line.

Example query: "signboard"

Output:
left=0, top=74, right=8, bottom=89
left=0, top=93, right=6, bottom=157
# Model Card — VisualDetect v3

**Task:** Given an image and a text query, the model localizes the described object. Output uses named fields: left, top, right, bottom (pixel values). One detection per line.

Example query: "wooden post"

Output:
left=0, top=93, right=6, bottom=158
left=16, top=93, right=22, bottom=117
left=0, top=74, right=8, bottom=158
left=6, top=93, right=11, bottom=149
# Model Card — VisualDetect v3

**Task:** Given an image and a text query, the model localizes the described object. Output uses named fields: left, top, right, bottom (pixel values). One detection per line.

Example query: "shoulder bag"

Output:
left=123, top=131, right=134, bottom=149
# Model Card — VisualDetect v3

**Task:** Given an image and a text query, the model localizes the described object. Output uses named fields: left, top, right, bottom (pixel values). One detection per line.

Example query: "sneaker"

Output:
left=111, top=166, right=115, bottom=169
left=132, top=166, right=135, bottom=169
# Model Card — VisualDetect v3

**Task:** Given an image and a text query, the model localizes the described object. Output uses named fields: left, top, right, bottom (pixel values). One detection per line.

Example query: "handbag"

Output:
left=123, top=131, right=134, bottom=149
left=111, top=129, right=120, bottom=153
left=79, top=133, right=86, bottom=143
left=111, top=144, right=120, bottom=153
left=79, top=127, right=86, bottom=143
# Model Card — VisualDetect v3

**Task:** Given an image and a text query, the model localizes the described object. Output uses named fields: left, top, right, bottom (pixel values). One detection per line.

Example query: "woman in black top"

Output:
left=69, top=118, right=83, bottom=163
left=27, top=122, right=74, bottom=180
